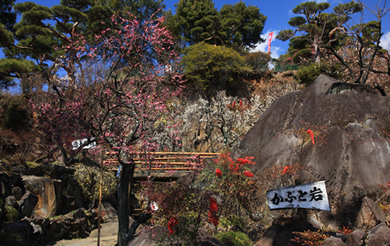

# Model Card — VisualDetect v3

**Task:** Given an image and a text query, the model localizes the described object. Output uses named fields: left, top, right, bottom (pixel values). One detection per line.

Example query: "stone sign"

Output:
left=266, top=181, right=330, bottom=211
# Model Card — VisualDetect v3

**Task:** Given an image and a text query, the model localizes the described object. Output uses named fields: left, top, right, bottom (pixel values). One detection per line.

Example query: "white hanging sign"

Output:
left=72, top=138, right=96, bottom=150
left=266, top=181, right=330, bottom=211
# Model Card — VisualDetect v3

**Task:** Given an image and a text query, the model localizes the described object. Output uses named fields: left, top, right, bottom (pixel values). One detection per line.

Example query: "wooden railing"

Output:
left=104, top=151, right=220, bottom=179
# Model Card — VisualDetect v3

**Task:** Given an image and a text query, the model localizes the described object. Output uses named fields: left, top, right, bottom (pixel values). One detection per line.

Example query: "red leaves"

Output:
left=307, top=129, right=315, bottom=145
left=167, top=216, right=178, bottom=234
left=378, top=182, right=390, bottom=193
left=243, top=171, right=254, bottom=177
left=227, top=99, right=245, bottom=109
left=338, top=226, right=353, bottom=235
left=216, top=168, right=222, bottom=177
left=209, top=197, right=218, bottom=212
left=230, top=162, right=240, bottom=173
left=208, top=197, right=218, bottom=226
left=282, top=166, right=290, bottom=175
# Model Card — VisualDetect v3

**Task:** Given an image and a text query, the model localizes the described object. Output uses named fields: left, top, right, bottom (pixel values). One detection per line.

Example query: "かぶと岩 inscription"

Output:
left=266, top=181, right=330, bottom=211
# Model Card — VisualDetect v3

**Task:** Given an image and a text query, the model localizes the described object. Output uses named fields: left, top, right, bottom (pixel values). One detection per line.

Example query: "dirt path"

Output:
left=51, top=216, right=118, bottom=246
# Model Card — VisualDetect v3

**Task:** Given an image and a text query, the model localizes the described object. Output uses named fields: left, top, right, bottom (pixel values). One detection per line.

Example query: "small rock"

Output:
left=320, top=236, right=346, bottom=246
left=11, top=186, right=23, bottom=200
left=355, top=197, right=386, bottom=231
left=345, top=230, right=365, bottom=246
left=254, top=224, right=295, bottom=246
left=5, top=195, right=18, bottom=208
left=366, top=223, right=390, bottom=246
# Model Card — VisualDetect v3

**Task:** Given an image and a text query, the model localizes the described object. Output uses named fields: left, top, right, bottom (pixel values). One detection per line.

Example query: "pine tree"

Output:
left=0, top=0, right=113, bottom=92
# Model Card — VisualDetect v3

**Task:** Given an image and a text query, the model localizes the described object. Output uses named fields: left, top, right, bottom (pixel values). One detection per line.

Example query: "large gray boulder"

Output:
left=237, top=74, right=390, bottom=226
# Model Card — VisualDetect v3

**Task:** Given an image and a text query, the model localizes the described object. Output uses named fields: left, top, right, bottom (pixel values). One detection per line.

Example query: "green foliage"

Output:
left=296, top=61, right=343, bottom=86
left=181, top=42, right=249, bottom=96
left=352, top=20, right=381, bottom=47
left=243, top=51, right=271, bottom=72
left=0, top=58, right=40, bottom=89
left=4, top=205, right=18, bottom=222
left=0, top=0, right=16, bottom=32
left=219, top=215, right=245, bottom=229
left=74, top=164, right=117, bottom=202
left=168, top=0, right=218, bottom=45
left=215, top=231, right=251, bottom=246
left=0, top=22, right=14, bottom=47
left=296, top=63, right=320, bottom=86
left=94, top=0, right=164, bottom=22
left=25, top=161, right=39, bottom=168
left=292, top=1, right=330, bottom=17
left=276, top=1, right=363, bottom=64
left=273, top=55, right=300, bottom=72
left=219, top=1, right=266, bottom=50
left=1, top=0, right=114, bottom=91
left=0, top=94, right=31, bottom=130
left=168, top=0, right=266, bottom=51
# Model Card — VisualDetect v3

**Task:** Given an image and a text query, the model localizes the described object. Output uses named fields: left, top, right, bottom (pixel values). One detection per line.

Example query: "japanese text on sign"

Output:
left=266, top=181, right=330, bottom=211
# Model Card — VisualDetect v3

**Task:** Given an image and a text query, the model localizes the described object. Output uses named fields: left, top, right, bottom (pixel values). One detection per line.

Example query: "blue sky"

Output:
left=5, top=0, right=390, bottom=60
left=166, top=0, right=390, bottom=58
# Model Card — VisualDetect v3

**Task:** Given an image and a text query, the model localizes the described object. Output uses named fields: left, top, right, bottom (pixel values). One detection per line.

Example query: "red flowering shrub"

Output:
left=199, top=151, right=257, bottom=222
left=143, top=151, right=257, bottom=241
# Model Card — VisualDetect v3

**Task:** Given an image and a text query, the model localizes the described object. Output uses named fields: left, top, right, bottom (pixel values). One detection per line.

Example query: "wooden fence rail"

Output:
left=104, top=151, right=220, bottom=180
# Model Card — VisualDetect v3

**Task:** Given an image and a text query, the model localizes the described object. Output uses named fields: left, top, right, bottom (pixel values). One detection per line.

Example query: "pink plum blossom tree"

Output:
left=31, top=12, right=184, bottom=245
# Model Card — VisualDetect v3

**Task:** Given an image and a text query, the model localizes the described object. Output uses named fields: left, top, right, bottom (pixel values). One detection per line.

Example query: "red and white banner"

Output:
left=267, top=32, right=273, bottom=55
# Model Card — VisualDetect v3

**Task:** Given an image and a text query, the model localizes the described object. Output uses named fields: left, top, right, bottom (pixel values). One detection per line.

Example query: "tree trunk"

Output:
left=127, top=212, right=152, bottom=242
left=117, top=163, right=135, bottom=246
left=314, top=41, right=320, bottom=64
